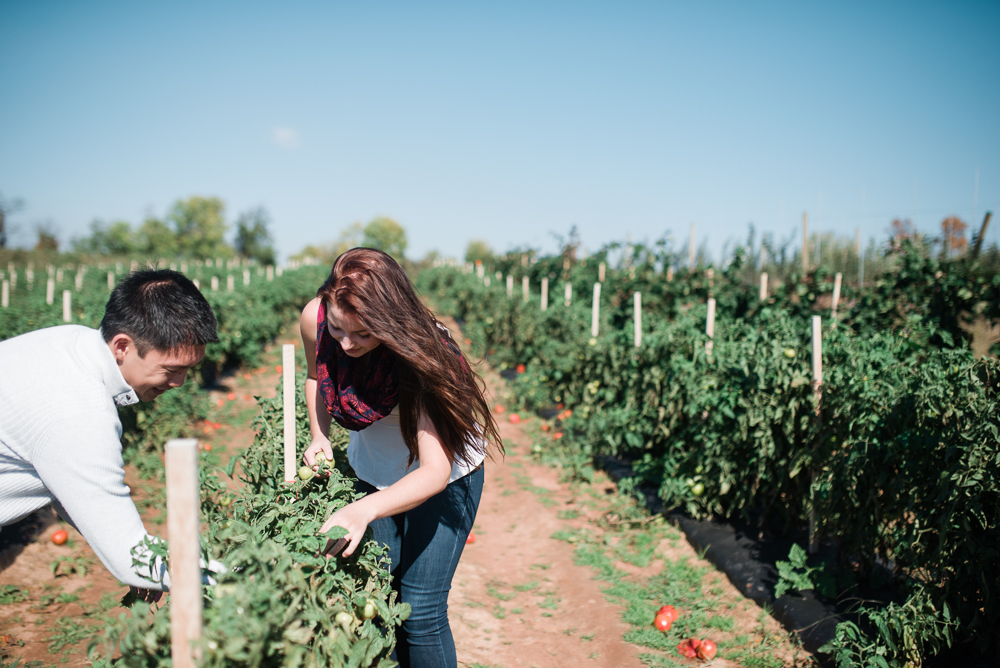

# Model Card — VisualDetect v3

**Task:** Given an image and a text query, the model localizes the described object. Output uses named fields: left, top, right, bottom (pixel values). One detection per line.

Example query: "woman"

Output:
left=300, top=247, right=502, bottom=668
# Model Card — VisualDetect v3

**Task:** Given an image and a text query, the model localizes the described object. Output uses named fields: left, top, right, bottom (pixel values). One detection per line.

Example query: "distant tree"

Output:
left=464, top=239, right=493, bottom=264
left=362, top=217, right=407, bottom=260
left=234, top=207, right=276, bottom=265
left=74, top=220, right=137, bottom=255
left=136, top=217, right=178, bottom=256
left=168, top=196, right=228, bottom=258
left=34, top=222, right=58, bottom=251
left=941, top=216, right=968, bottom=257
left=891, top=218, right=917, bottom=242
left=0, top=191, right=25, bottom=249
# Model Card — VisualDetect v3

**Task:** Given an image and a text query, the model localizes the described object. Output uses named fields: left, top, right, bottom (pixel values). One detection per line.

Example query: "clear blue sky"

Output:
left=1, top=0, right=998, bottom=262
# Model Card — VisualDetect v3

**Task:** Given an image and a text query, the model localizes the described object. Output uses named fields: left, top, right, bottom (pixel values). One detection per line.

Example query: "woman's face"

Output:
left=325, top=301, right=382, bottom=358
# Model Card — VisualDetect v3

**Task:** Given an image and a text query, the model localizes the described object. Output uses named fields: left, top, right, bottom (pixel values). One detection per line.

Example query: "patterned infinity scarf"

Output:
left=316, top=301, right=400, bottom=431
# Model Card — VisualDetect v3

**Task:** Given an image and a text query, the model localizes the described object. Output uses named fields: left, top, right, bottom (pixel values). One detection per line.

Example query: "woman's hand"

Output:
left=303, top=437, right=333, bottom=468
left=319, top=499, right=374, bottom=558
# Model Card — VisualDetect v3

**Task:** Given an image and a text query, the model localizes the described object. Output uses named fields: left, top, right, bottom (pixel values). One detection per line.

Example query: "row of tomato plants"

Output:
left=418, top=256, right=999, bottom=666
left=91, top=373, right=407, bottom=668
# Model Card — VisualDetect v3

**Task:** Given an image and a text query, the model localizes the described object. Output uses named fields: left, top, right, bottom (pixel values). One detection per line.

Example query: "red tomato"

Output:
left=653, top=612, right=672, bottom=632
left=51, top=530, right=68, bottom=545
left=243, top=394, right=252, bottom=401
left=466, top=532, right=476, bottom=545
left=677, top=638, right=700, bottom=658
left=203, top=444, right=212, bottom=452
left=516, top=364, right=526, bottom=373
left=697, top=639, right=717, bottom=660
left=541, top=423, right=550, bottom=431
left=243, top=373, right=252, bottom=380
left=509, top=414, right=521, bottom=424
left=563, top=409, right=573, bottom=418
left=494, top=404, right=505, bottom=414
left=275, top=365, right=282, bottom=373
left=227, top=392, right=236, bottom=401
left=217, top=399, right=226, bottom=407
left=657, top=605, right=680, bottom=623
left=553, top=432, right=564, bottom=440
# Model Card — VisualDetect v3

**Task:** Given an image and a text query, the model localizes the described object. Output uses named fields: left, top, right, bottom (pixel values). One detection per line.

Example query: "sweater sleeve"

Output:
left=32, top=395, right=170, bottom=591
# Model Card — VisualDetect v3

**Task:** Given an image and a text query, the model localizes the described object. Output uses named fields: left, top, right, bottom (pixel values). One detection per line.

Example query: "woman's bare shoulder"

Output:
left=300, top=298, right=322, bottom=341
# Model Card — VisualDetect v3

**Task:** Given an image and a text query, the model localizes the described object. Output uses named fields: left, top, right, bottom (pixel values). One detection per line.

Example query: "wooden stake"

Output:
left=193, top=279, right=200, bottom=290
left=75, top=272, right=83, bottom=291
left=522, top=276, right=529, bottom=302
left=476, top=262, right=484, bottom=279
left=62, top=291, right=71, bottom=322
left=802, top=213, right=809, bottom=273
left=705, top=298, right=716, bottom=356
left=564, top=282, right=572, bottom=306
left=2, top=280, right=8, bottom=307
left=809, top=316, right=823, bottom=555
left=541, top=278, right=548, bottom=311
left=243, top=270, right=250, bottom=286
left=689, top=223, right=696, bottom=268
left=107, top=272, right=115, bottom=291
left=598, top=262, right=606, bottom=282
left=506, top=275, right=513, bottom=298
left=46, top=278, right=54, bottom=305
left=760, top=273, right=768, bottom=301
left=831, top=273, right=842, bottom=324
left=283, top=344, right=296, bottom=483
left=211, top=276, right=219, bottom=291
left=591, top=283, right=601, bottom=338
left=165, top=439, right=202, bottom=668
left=130, top=260, right=138, bottom=273
left=266, top=266, right=274, bottom=281
left=634, top=292, right=642, bottom=348
left=666, top=266, right=674, bottom=282
left=227, top=275, right=234, bottom=292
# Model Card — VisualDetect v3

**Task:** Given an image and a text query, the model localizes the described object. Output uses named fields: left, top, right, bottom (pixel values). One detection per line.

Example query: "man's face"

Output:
left=109, top=334, right=205, bottom=402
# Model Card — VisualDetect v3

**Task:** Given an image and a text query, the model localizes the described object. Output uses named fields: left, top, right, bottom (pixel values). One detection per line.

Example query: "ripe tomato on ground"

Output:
left=697, top=639, right=717, bottom=660
left=677, top=638, right=701, bottom=658
left=275, top=365, right=282, bottom=373
left=541, top=423, right=550, bottom=431
left=494, top=404, right=505, bottom=414
left=653, top=612, right=672, bottom=632
left=509, top=413, right=521, bottom=424
left=227, top=392, right=236, bottom=401
left=657, top=605, right=680, bottom=623
left=51, top=530, right=68, bottom=545
left=516, top=364, right=526, bottom=373
left=466, top=532, right=476, bottom=545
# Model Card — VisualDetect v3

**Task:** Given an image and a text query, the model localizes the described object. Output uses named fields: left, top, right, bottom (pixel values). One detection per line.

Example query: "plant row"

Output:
left=417, top=248, right=999, bottom=666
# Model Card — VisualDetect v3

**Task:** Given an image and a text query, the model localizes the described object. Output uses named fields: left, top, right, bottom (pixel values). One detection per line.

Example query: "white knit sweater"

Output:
left=0, top=325, right=170, bottom=589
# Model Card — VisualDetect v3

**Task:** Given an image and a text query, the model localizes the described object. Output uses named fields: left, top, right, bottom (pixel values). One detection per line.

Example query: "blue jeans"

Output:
left=356, top=466, right=484, bottom=668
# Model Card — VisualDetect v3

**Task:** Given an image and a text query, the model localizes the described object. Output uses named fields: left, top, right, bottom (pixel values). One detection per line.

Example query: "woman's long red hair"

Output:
left=317, top=248, right=502, bottom=467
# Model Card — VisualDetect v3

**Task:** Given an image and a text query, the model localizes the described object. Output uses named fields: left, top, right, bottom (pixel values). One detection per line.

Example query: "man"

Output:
left=0, top=269, right=217, bottom=594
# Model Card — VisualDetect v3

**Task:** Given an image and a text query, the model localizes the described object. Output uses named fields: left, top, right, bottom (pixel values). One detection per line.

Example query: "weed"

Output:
left=0, top=586, right=28, bottom=605
left=47, top=617, right=92, bottom=653
left=491, top=604, right=506, bottom=619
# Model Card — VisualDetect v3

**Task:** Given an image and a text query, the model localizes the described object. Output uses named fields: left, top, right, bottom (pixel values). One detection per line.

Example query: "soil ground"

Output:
left=1, top=325, right=810, bottom=668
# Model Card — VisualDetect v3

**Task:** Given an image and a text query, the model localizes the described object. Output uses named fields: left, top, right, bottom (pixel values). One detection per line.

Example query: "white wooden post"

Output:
left=107, top=271, right=115, bottom=291
left=506, top=275, right=513, bottom=298
left=46, top=278, right=55, bottom=305
left=2, top=280, right=8, bottom=307
left=689, top=223, right=696, bottom=268
left=598, top=262, right=606, bottom=282
left=634, top=292, right=642, bottom=348
left=522, top=276, right=529, bottom=302
left=266, top=266, right=274, bottom=281
left=831, top=272, right=842, bottom=324
left=666, top=266, right=674, bottom=282
left=211, top=276, right=219, bottom=291
left=705, top=298, right=716, bottom=356
left=809, top=315, right=823, bottom=555
left=62, top=291, right=71, bottom=322
left=484, top=275, right=491, bottom=287
left=227, top=275, right=234, bottom=292
left=75, top=271, right=83, bottom=291
left=243, top=269, right=250, bottom=286
left=591, top=283, right=601, bottom=338
left=193, top=279, right=200, bottom=290
left=283, top=344, right=296, bottom=483
left=165, top=439, right=202, bottom=668
left=181, top=262, right=188, bottom=274
left=130, top=260, right=139, bottom=273
left=564, top=282, right=572, bottom=306
left=56, top=268, right=63, bottom=283
left=760, top=273, right=768, bottom=301
left=476, top=262, right=484, bottom=279
left=760, top=245, right=768, bottom=268
left=541, top=277, right=548, bottom=311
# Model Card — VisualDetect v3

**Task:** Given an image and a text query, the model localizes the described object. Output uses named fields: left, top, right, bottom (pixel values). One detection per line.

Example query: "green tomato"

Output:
left=694, top=465, right=703, bottom=474
left=335, top=611, right=354, bottom=632
left=361, top=600, right=377, bottom=619
left=298, top=466, right=314, bottom=481
left=315, top=451, right=327, bottom=464
left=691, top=483, right=705, bottom=497
left=783, top=348, right=796, bottom=359
left=588, top=338, right=598, bottom=346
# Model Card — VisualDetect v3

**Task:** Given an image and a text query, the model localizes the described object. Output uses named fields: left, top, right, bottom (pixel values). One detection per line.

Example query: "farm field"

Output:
left=1, top=232, right=998, bottom=668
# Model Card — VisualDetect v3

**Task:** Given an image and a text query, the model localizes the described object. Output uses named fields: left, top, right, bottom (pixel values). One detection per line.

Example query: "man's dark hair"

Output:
left=101, top=269, right=219, bottom=356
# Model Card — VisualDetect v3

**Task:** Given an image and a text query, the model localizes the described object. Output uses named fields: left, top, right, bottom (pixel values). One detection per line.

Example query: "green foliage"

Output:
left=419, top=236, right=1000, bottom=662
left=0, top=585, right=29, bottom=605
left=774, top=544, right=834, bottom=599
left=90, top=378, right=407, bottom=668
left=361, top=217, right=407, bottom=261
left=234, top=207, right=277, bottom=265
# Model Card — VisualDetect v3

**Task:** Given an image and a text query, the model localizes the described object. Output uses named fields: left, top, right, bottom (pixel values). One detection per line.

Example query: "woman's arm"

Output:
left=300, top=298, right=333, bottom=464
left=318, top=409, right=453, bottom=557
